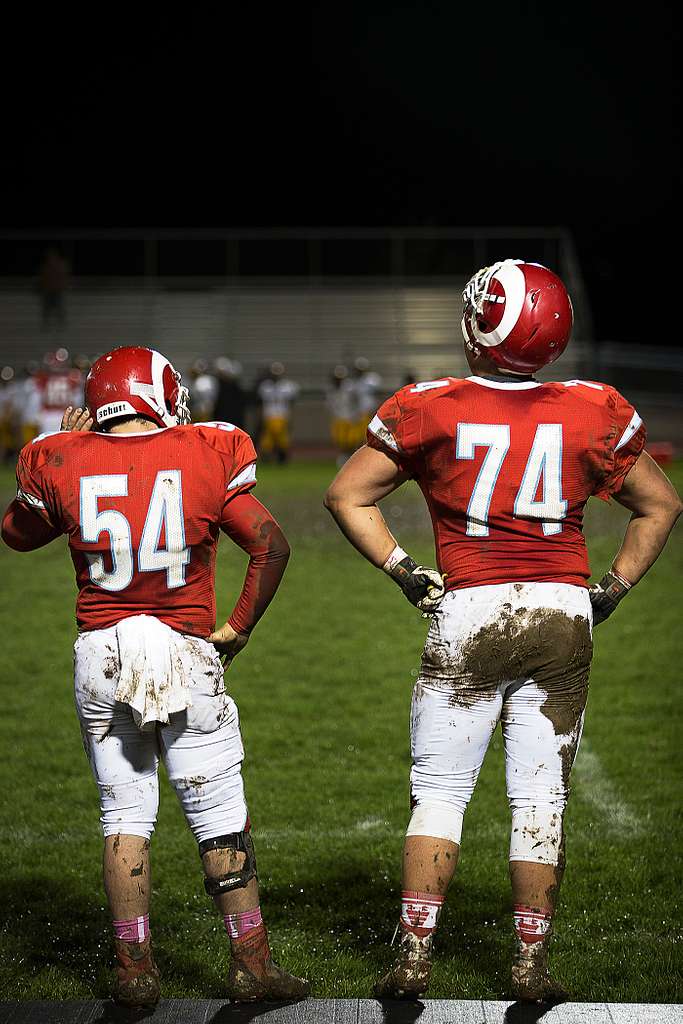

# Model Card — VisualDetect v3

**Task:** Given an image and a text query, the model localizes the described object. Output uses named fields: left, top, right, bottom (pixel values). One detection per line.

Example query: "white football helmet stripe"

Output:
left=472, top=260, right=527, bottom=347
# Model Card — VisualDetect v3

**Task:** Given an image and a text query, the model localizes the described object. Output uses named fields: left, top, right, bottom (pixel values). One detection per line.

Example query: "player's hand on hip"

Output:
left=208, top=622, right=249, bottom=667
left=588, top=570, right=632, bottom=625
left=407, top=566, right=447, bottom=613
left=383, top=548, right=447, bottom=614
left=61, top=406, right=94, bottom=432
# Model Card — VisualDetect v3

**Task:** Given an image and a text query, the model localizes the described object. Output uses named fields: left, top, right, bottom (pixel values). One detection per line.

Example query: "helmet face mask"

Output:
left=85, top=346, right=191, bottom=430
left=461, top=259, right=573, bottom=374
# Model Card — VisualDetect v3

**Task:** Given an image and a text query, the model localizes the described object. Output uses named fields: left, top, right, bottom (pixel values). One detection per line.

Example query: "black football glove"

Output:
left=386, top=555, right=446, bottom=613
left=588, top=570, right=632, bottom=625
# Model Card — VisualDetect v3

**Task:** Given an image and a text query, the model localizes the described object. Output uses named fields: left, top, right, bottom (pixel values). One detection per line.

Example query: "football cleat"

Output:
left=461, top=259, right=573, bottom=374
left=112, top=936, right=161, bottom=1009
left=226, top=956, right=310, bottom=1002
left=85, top=346, right=191, bottom=430
left=511, top=935, right=569, bottom=1004
left=373, top=928, right=433, bottom=1000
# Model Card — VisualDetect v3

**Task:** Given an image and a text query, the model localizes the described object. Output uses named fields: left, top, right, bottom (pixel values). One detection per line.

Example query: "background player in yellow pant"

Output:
left=326, top=364, right=356, bottom=465
left=257, top=362, right=300, bottom=463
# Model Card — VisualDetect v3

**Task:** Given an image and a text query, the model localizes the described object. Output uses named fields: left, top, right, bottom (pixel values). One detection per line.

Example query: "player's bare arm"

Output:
left=589, top=450, right=683, bottom=624
left=1, top=498, right=61, bottom=551
left=324, top=444, right=445, bottom=612
left=210, top=492, right=291, bottom=664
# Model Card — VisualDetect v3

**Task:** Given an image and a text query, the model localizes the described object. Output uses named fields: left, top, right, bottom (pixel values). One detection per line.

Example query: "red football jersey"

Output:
left=15, top=422, right=257, bottom=635
left=33, top=369, right=84, bottom=411
left=367, top=375, right=646, bottom=589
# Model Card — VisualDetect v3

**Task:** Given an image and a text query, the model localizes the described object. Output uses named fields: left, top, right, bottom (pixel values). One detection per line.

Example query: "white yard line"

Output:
left=256, top=817, right=395, bottom=844
left=573, top=738, right=645, bottom=837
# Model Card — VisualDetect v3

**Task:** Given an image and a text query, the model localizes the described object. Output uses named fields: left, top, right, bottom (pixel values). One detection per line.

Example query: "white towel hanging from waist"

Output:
left=114, top=614, right=193, bottom=731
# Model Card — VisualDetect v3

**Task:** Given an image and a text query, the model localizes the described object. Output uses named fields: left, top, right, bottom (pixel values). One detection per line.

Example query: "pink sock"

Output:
left=113, top=914, right=150, bottom=943
left=513, top=904, right=552, bottom=944
left=224, top=907, right=263, bottom=939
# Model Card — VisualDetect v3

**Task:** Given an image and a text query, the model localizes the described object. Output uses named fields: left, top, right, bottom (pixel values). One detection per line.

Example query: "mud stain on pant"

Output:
left=422, top=604, right=592, bottom=738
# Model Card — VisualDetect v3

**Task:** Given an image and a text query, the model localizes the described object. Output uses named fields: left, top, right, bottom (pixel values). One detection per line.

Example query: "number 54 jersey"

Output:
left=367, top=375, right=646, bottom=589
left=15, top=422, right=258, bottom=635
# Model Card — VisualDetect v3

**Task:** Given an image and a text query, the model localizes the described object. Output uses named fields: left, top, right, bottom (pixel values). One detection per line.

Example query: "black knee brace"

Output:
left=198, top=831, right=257, bottom=897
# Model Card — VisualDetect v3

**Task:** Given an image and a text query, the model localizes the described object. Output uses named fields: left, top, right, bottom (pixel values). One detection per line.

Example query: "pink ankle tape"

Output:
left=224, top=907, right=263, bottom=939
left=113, top=914, right=150, bottom=943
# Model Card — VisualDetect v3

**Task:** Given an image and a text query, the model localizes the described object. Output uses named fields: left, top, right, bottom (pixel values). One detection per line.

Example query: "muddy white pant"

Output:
left=74, top=626, right=248, bottom=842
left=407, top=582, right=593, bottom=864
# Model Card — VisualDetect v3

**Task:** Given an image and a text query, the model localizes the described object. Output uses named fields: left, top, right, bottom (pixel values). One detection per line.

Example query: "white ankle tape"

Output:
left=382, top=545, right=409, bottom=574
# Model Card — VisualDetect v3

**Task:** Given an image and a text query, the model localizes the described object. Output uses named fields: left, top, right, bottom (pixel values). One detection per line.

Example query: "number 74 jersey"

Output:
left=367, top=375, right=646, bottom=589
left=15, top=422, right=258, bottom=635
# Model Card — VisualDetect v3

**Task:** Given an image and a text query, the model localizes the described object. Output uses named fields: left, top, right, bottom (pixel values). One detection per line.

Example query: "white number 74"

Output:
left=456, top=423, right=567, bottom=537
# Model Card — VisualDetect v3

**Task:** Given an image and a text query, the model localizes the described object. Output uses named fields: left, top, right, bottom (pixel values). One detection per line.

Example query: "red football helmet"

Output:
left=85, top=346, right=191, bottom=429
left=461, top=259, right=573, bottom=374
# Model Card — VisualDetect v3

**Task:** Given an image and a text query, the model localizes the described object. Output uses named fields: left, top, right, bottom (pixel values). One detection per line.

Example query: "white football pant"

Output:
left=407, top=582, right=593, bottom=865
left=74, top=626, right=247, bottom=842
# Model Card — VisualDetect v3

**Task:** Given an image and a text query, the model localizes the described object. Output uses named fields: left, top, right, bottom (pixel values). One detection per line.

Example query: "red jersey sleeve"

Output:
left=593, top=389, right=647, bottom=500
left=15, top=438, right=60, bottom=527
left=194, top=422, right=258, bottom=505
left=366, top=387, right=422, bottom=474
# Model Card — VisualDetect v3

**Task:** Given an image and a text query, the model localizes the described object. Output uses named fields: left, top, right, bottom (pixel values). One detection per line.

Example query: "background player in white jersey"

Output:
left=257, top=361, right=300, bottom=463
left=325, top=260, right=682, bottom=1003
left=326, top=364, right=356, bottom=465
left=1, top=346, right=309, bottom=1009
left=349, top=356, right=382, bottom=448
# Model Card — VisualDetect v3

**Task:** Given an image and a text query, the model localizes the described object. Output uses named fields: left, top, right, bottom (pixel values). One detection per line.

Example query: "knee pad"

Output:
left=406, top=799, right=463, bottom=845
left=509, top=807, right=563, bottom=865
left=198, top=830, right=257, bottom=897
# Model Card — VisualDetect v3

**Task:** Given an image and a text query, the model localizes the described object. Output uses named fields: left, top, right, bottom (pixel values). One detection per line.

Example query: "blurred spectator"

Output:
left=257, top=361, right=299, bottom=463
left=350, top=356, right=382, bottom=447
left=213, top=357, right=246, bottom=427
left=0, top=366, right=17, bottom=461
left=38, top=247, right=70, bottom=331
left=188, top=358, right=219, bottom=422
left=326, top=364, right=356, bottom=466
left=73, top=353, right=93, bottom=376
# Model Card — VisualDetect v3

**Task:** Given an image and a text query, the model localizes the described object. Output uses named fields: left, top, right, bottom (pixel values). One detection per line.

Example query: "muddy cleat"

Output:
left=511, top=938, right=569, bottom=1004
left=112, top=936, right=161, bottom=1008
left=226, top=956, right=310, bottom=1002
left=373, top=928, right=433, bottom=1000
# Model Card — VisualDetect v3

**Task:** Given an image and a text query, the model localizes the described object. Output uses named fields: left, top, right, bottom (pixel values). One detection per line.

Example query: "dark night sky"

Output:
left=1, top=5, right=678, bottom=343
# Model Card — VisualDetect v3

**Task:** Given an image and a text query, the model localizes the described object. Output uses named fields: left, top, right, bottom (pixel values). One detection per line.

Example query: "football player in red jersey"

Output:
left=325, top=260, right=682, bottom=1003
left=1, top=346, right=310, bottom=1008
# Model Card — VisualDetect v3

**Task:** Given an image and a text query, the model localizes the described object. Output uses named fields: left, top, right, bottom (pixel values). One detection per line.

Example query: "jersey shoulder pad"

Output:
left=394, top=377, right=460, bottom=408
left=20, top=428, right=80, bottom=464
left=189, top=421, right=255, bottom=455
left=549, top=378, right=619, bottom=408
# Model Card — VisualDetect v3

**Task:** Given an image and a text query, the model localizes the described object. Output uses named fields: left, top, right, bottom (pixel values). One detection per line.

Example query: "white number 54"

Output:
left=80, top=471, right=190, bottom=591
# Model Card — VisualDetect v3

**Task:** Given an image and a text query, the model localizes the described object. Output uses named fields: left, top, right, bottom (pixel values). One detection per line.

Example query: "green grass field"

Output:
left=0, top=459, right=681, bottom=1002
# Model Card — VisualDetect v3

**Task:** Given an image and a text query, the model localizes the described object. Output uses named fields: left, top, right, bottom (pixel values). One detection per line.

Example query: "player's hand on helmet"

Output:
left=61, top=406, right=94, bottom=432
left=588, top=570, right=632, bottom=625
left=384, top=549, right=447, bottom=614
left=208, top=622, right=249, bottom=667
